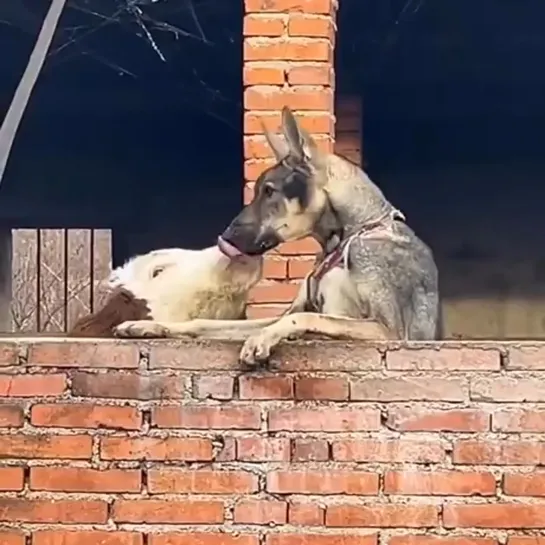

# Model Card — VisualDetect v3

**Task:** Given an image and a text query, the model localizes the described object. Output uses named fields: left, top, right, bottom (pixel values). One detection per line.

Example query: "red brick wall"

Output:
left=243, top=0, right=337, bottom=318
left=335, top=95, right=362, bottom=166
left=1, top=339, right=545, bottom=543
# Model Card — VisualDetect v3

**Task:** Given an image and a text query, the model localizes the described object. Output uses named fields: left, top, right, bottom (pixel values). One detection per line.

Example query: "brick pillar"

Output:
left=243, top=0, right=338, bottom=318
left=335, top=95, right=362, bottom=166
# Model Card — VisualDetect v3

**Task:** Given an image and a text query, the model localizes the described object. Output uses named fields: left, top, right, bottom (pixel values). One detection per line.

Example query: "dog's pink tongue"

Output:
left=217, top=236, right=244, bottom=258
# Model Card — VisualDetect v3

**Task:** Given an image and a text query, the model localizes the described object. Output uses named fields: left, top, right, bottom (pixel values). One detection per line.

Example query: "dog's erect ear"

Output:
left=281, top=106, right=304, bottom=158
left=262, top=122, right=290, bottom=161
left=281, top=106, right=323, bottom=167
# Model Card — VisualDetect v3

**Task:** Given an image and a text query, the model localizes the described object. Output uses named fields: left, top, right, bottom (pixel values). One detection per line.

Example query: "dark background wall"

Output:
left=0, top=0, right=243, bottom=264
left=3, top=0, right=545, bottom=338
left=337, top=0, right=545, bottom=338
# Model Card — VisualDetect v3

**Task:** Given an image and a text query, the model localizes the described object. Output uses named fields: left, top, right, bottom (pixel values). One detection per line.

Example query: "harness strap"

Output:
left=305, top=207, right=405, bottom=307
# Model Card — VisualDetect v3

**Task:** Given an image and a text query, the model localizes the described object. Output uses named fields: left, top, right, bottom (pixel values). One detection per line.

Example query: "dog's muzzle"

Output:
left=217, top=236, right=247, bottom=259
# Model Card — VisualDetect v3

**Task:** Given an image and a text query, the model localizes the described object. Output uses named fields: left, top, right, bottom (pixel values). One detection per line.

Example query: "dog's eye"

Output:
left=151, top=266, right=165, bottom=279
left=263, top=185, right=275, bottom=198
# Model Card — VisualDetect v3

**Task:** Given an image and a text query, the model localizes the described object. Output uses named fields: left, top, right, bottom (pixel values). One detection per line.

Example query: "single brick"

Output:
left=291, top=439, right=329, bottom=461
left=262, top=257, right=289, bottom=279
left=267, top=470, right=378, bottom=495
left=0, top=435, right=92, bottom=459
left=149, top=534, right=258, bottom=545
left=112, top=500, right=224, bottom=524
left=276, top=238, right=321, bottom=255
left=244, top=86, right=333, bottom=112
left=0, top=374, right=66, bottom=397
left=244, top=64, right=285, bottom=85
left=493, top=408, right=545, bottom=432
left=27, top=342, right=139, bottom=368
left=71, top=372, right=185, bottom=399
left=351, top=377, right=467, bottom=402
left=295, top=377, right=348, bottom=400
left=326, top=505, right=438, bottom=528
left=244, top=14, right=286, bottom=36
left=471, top=377, right=545, bottom=402
left=0, top=531, right=25, bottom=545
left=275, top=343, right=381, bottom=371
left=508, top=345, right=545, bottom=369
left=453, top=440, right=545, bottom=465
left=288, top=257, right=316, bottom=278
left=0, top=405, right=24, bottom=427
left=0, top=467, right=24, bottom=491
left=0, top=343, right=19, bottom=366
left=244, top=0, right=336, bottom=14
left=234, top=499, right=287, bottom=524
left=30, top=467, right=141, bottom=493
left=31, top=403, right=141, bottom=430
left=244, top=159, right=277, bottom=183
left=389, top=538, right=498, bottom=545
left=288, top=503, right=324, bottom=526
left=149, top=343, right=241, bottom=370
left=269, top=408, right=380, bottom=432
left=386, top=347, right=500, bottom=370
left=384, top=471, right=496, bottom=496
left=0, top=499, right=107, bottom=523
left=266, top=536, right=377, bottom=545
left=246, top=305, right=287, bottom=318
left=192, top=375, right=234, bottom=400
left=504, top=473, right=545, bottom=496
left=148, top=469, right=258, bottom=494
left=386, top=407, right=489, bottom=432
left=507, top=539, right=545, bottom=545
left=100, top=437, right=213, bottom=461
left=239, top=375, right=293, bottom=399
left=244, top=38, right=332, bottom=62
left=249, top=282, right=300, bottom=303
left=152, top=406, right=261, bottom=429
left=443, top=504, right=545, bottom=528
left=333, top=439, right=446, bottom=463
left=32, top=531, right=143, bottom=545
left=288, top=14, right=334, bottom=38
left=237, top=437, right=290, bottom=462
left=244, top=111, right=332, bottom=135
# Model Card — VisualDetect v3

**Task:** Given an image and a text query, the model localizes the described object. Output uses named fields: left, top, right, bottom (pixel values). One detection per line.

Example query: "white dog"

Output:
left=69, top=245, right=265, bottom=337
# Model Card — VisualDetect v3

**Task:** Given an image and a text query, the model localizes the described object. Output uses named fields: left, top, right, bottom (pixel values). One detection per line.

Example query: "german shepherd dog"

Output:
left=115, top=107, right=441, bottom=365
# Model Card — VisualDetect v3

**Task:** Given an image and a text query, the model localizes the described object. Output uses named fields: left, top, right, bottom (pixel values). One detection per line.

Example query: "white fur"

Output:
left=107, top=246, right=263, bottom=322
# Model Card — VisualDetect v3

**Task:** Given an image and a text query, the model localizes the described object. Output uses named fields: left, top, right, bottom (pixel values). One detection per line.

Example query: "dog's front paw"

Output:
left=239, top=331, right=279, bottom=366
left=114, top=320, right=169, bottom=338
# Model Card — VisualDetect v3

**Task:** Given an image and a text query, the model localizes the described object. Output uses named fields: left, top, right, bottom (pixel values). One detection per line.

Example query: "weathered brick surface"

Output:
left=243, top=0, right=337, bottom=315
left=0, top=339, right=545, bottom=543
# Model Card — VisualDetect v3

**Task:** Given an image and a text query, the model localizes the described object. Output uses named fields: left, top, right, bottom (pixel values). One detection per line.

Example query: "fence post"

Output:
left=0, top=229, right=12, bottom=332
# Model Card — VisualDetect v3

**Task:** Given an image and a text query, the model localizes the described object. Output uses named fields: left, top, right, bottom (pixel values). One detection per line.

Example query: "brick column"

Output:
left=335, top=95, right=362, bottom=166
left=243, top=0, right=338, bottom=318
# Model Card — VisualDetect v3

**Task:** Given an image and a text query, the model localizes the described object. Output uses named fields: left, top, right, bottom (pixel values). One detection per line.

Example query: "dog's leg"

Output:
left=114, top=317, right=279, bottom=340
left=239, top=312, right=391, bottom=365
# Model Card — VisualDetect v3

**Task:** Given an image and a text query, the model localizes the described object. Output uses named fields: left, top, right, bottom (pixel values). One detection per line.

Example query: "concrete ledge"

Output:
left=0, top=337, right=543, bottom=371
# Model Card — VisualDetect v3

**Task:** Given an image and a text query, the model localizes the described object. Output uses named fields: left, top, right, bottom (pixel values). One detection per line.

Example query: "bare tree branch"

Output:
left=0, top=0, right=68, bottom=184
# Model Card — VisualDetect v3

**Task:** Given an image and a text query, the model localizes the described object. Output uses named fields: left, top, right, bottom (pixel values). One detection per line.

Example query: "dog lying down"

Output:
left=68, top=246, right=264, bottom=337
left=70, top=242, right=387, bottom=345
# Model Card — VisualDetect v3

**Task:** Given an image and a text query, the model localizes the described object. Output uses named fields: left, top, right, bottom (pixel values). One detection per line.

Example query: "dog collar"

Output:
left=306, top=209, right=406, bottom=302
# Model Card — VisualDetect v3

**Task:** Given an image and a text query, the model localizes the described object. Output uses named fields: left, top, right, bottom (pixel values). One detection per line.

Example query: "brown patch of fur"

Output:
left=68, top=288, right=152, bottom=338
